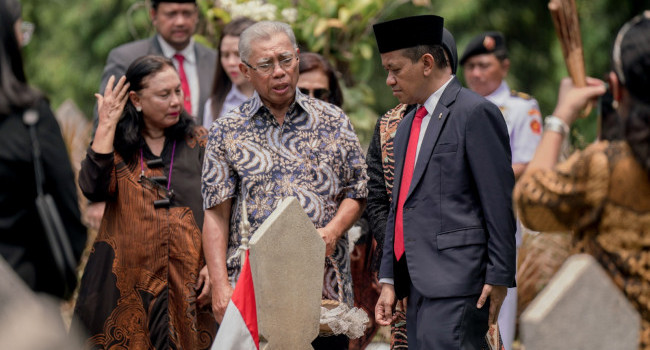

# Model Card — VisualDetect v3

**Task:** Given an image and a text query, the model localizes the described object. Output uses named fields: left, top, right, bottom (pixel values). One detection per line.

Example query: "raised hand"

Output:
left=92, top=75, right=129, bottom=154
left=96, top=75, right=129, bottom=127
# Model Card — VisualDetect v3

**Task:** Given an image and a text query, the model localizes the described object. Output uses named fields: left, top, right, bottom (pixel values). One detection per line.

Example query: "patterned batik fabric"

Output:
left=74, top=130, right=216, bottom=349
left=202, top=90, right=368, bottom=306
left=379, top=104, right=410, bottom=199
left=515, top=140, right=650, bottom=349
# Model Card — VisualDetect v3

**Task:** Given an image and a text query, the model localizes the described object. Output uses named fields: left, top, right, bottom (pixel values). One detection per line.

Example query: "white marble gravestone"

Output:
left=521, top=254, right=640, bottom=350
left=249, top=197, right=325, bottom=350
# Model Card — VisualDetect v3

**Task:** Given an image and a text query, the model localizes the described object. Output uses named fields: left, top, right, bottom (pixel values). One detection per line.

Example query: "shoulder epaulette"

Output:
left=510, top=90, right=533, bottom=100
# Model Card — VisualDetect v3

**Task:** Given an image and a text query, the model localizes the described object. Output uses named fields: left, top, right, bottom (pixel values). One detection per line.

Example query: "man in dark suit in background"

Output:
left=372, top=15, right=516, bottom=349
left=96, top=0, right=216, bottom=124
left=86, top=0, right=216, bottom=230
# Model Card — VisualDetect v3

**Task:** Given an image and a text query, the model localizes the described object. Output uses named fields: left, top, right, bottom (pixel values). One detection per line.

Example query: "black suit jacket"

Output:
left=378, top=77, right=516, bottom=299
left=95, top=35, right=216, bottom=122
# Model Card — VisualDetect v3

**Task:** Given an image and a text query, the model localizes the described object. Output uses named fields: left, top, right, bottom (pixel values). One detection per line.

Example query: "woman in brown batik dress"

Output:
left=73, top=55, right=216, bottom=349
left=514, top=12, right=650, bottom=350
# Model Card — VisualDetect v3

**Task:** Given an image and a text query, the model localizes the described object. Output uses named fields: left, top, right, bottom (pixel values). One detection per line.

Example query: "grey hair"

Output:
left=239, top=21, right=298, bottom=62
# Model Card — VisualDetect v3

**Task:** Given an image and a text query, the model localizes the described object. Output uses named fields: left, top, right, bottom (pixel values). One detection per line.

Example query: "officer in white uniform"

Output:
left=461, top=31, right=543, bottom=350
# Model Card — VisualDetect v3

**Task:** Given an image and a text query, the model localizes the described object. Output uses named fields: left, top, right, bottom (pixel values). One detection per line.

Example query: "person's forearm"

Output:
left=325, top=198, right=366, bottom=239
left=512, top=163, right=527, bottom=180
left=203, top=199, right=233, bottom=287
left=523, top=124, right=565, bottom=172
left=91, top=122, right=117, bottom=154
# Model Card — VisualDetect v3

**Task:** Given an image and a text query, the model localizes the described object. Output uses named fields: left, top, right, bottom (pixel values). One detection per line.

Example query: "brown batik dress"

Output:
left=73, top=131, right=216, bottom=349
left=515, top=140, right=650, bottom=350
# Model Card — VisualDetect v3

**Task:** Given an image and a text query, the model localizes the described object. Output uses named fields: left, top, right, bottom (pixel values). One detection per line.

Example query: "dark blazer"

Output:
left=378, top=77, right=516, bottom=300
left=95, top=35, right=217, bottom=122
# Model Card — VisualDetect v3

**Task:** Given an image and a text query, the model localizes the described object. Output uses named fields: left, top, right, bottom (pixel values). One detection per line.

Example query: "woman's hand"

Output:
left=96, top=75, right=129, bottom=128
left=553, top=77, right=607, bottom=126
left=196, top=265, right=212, bottom=308
left=92, top=75, right=129, bottom=154
left=211, top=279, right=234, bottom=323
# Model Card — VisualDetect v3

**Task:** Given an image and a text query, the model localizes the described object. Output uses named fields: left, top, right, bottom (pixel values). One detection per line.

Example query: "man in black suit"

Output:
left=372, top=15, right=516, bottom=349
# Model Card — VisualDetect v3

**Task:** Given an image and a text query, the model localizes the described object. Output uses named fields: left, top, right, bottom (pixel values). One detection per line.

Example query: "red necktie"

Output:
left=394, top=106, right=427, bottom=261
left=173, top=53, right=192, bottom=114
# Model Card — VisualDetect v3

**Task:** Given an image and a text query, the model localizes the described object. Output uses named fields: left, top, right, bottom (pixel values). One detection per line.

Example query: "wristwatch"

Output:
left=544, top=115, right=570, bottom=137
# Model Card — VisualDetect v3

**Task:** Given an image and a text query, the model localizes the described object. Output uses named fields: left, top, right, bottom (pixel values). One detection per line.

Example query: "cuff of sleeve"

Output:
left=379, top=278, right=394, bottom=285
left=87, top=146, right=114, bottom=160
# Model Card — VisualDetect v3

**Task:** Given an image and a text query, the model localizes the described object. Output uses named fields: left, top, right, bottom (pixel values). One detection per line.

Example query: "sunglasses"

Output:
left=299, top=87, right=330, bottom=102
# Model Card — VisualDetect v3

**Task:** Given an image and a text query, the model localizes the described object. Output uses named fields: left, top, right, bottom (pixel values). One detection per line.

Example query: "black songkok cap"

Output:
left=459, top=31, right=507, bottom=65
left=373, top=15, right=444, bottom=54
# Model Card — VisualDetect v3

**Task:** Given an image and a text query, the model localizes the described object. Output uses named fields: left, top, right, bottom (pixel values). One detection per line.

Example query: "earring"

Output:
left=612, top=100, right=619, bottom=110
left=136, top=106, right=142, bottom=112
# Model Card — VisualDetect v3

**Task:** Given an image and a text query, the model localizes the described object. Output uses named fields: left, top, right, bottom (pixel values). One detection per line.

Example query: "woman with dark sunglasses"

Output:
left=298, top=52, right=344, bottom=107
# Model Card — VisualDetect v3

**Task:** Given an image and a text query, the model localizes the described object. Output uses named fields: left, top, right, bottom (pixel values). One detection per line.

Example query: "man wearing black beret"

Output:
left=461, top=31, right=543, bottom=350
left=372, top=15, right=516, bottom=349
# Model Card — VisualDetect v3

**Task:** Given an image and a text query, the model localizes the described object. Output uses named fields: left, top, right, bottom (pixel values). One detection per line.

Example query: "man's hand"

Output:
left=211, top=279, right=234, bottom=324
left=477, top=284, right=508, bottom=325
left=317, top=226, right=338, bottom=256
left=195, top=265, right=211, bottom=308
left=375, top=283, right=398, bottom=326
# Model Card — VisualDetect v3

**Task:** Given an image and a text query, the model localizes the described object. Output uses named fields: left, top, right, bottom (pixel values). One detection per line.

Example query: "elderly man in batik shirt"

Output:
left=201, top=20, right=368, bottom=348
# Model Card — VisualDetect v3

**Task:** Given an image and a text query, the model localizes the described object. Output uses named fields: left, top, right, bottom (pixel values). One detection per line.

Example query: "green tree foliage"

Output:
left=20, top=0, right=151, bottom=117
left=19, top=0, right=650, bottom=148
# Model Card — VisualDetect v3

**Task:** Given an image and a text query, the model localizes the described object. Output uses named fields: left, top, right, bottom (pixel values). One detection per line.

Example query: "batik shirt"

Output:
left=202, top=89, right=368, bottom=305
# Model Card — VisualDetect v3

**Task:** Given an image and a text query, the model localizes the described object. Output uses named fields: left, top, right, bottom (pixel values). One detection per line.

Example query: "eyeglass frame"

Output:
left=242, top=53, right=298, bottom=75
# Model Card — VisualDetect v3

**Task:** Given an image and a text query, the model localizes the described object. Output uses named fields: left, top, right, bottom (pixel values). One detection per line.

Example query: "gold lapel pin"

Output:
left=438, top=113, right=442, bottom=120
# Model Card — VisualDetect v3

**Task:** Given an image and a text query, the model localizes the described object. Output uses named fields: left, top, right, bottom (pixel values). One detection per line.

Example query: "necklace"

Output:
left=139, top=140, right=177, bottom=208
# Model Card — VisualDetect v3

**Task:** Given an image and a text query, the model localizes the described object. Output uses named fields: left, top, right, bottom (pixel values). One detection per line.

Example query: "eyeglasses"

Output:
left=612, top=10, right=650, bottom=85
left=243, top=55, right=297, bottom=75
left=299, top=87, right=331, bottom=101
left=21, top=21, right=34, bottom=47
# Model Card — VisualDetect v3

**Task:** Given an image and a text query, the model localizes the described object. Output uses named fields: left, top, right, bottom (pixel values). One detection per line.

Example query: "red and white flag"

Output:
left=212, top=251, right=259, bottom=350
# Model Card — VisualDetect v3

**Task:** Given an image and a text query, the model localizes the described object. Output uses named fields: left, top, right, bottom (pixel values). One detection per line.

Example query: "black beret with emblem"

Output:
left=459, top=31, right=507, bottom=65
left=373, top=15, right=444, bottom=54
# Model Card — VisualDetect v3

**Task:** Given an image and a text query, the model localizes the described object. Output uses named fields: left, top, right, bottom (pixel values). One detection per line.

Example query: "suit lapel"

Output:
left=391, top=107, right=416, bottom=205
left=150, top=35, right=163, bottom=55
left=408, top=78, right=462, bottom=198
left=195, top=45, right=212, bottom=115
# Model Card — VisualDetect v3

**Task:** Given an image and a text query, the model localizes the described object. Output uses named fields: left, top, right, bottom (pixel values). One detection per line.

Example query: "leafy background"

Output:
left=20, top=0, right=650, bottom=148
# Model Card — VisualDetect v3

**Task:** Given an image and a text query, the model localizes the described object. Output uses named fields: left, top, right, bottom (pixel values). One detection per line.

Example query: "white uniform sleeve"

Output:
left=510, top=99, right=543, bottom=164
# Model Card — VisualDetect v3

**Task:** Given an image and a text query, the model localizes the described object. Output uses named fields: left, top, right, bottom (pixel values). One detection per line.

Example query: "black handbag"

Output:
left=23, top=109, right=78, bottom=300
